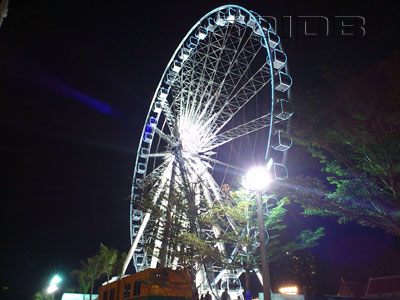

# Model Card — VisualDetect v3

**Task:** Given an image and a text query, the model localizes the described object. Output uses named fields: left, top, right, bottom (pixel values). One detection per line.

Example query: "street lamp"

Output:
left=47, top=275, right=62, bottom=298
left=244, top=164, right=272, bottom=300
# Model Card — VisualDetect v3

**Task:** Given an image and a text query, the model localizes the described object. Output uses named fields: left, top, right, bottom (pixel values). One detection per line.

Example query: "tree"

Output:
left=270, top=250, right=320, bottom=296
left=71, top=267, right=91, bottom=299
left=201, top=185, right=324, bottom=293
left=290, top=52, right=400, bottom=235
left=98, top=243, right=118, bottom=282
left=31, top=291, right=52, bottom=300
left=113, top=251, right=127, bottom=279
left=72, top=243, right=122, bottom=300
left=81, top=255, right=103, bottom=300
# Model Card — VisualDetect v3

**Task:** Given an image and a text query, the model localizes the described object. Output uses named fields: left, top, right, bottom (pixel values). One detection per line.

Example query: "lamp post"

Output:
left=244, top=166, right=272, bottom=300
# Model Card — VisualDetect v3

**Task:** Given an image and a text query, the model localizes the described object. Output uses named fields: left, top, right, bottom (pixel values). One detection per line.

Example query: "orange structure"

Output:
left=98, top=268, right=192, bottom=300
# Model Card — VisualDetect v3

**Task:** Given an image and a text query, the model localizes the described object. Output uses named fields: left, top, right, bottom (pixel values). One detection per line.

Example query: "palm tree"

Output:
left=98, top=243, right=118, bottom=282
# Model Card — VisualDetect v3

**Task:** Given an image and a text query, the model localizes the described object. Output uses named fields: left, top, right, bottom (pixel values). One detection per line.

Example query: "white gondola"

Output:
left=171, top=60, right=182, bottom=73
left=216, top=11, right=227, bottom=26
left=179, top=47, right=191, bottom=61
left=135, top=240, right=144, bottom=252
left=165, top=73, right=176, bottom=85
left=273, top=163, right=288, bottom=180
left=157, top=87, right=169, bottom=100
left=153, top=101, right=162, bottom=113
left=187, top=36, right=199, bottom=50
left=275, top=72, right=292, bottom=92
left=272, top=49, right=287, bottom=69
left=133, top=194, right=142, bottom=202
left=136, top=178, right=144, bottom=187
left=247, top=17, right=256, bottom=29
left=137, top=163, right=147, bottom=174
left=235, top=11, right=246, bottom=25
left=132, top=209, right=143, bottom=222
left=271, top=130, right=292, bottom=151
left=196, top=26, right=208, bottom=40
left=149, top=117, right=157, bottom=127
left=220, top=274, right=242, bottom=292
left=226, top=8, right=236, bottom=23
left=254, top=25, right=268, bottom=37
left=143, top=131, right=153, bottom=143
left=132, top=224, right=140, bottom=236
left=268, top=30, right=280, bottom=49
left=275, top=99, right=293, bottom=121
left=140, top=147, right=149, bottom=157
left=135, top=254, right=145, bottom=266
left=206, top=17, right=217, bottom=32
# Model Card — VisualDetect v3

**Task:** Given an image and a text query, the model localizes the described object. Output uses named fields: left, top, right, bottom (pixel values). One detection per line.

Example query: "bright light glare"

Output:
left=243, top=167, right=272, bottom=191
left=47, top=275, right=61, bottom=294
left=47, top=285, right=58, bottom=294
left=51, top=275, right=61, bottom=285
left=279, top=286, right=298, bottom=295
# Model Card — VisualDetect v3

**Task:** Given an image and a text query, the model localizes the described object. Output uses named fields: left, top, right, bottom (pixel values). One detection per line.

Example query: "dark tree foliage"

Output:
left=270, top=250, right=319, bottom=296
left=71, top=243, right=125, bottom=300
left=290, top=52, right=400, bottom=236
left=201, top=185, right=324, bottom=293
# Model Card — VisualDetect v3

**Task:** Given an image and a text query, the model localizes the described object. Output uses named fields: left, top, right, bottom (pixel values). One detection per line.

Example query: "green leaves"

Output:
left=202, top=186, right=324, bottom=270
left=290, top=52, right=400, bottom=236
left=71, top=243, right=125, bottom=299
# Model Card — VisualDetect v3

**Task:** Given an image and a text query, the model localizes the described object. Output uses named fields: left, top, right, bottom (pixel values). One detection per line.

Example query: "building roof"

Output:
left=338, top=278, right=366, bottom=297
left=61, top=293, right=98, bottom=300
left=366, top=275, right=400, bottom=297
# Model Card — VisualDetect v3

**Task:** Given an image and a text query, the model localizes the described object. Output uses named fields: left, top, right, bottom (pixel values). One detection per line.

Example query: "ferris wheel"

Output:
left=123, top=4, right=293, bottom=296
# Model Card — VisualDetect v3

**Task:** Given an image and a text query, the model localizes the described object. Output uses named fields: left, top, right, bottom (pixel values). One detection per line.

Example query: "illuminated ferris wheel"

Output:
left=123, top=5, right=293, bottom=297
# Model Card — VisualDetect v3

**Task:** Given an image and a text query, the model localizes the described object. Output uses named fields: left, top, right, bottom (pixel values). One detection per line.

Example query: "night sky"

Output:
left=2, top=1, right=399, bottom=299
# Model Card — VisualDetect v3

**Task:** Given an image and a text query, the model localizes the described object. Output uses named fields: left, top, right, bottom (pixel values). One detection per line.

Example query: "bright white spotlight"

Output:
left=243, top=166, right=272, bottom=191
left=47, top=285, right=58, bottom=294
left=279, top=286, right=298, bottom=295
left=47, top=275, right=61, bottom=294
left=51, top=275, right=61, bottom=285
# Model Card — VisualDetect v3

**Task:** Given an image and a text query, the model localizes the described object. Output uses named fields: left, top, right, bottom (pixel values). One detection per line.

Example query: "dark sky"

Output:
left=1, top=1, right=399, bottom=299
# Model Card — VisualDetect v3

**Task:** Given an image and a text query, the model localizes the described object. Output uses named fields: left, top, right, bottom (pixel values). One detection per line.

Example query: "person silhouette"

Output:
left=205, top=291, right=212, bottom=300
left=222, top=288, right=231, bottom=300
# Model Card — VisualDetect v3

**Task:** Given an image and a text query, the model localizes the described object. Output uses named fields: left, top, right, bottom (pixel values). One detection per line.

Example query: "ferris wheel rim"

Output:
left=128, top=4, right=293, bottom=277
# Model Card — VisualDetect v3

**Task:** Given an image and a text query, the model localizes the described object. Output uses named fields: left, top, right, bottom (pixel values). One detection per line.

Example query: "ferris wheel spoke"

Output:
left=153, top=127, right=175, bottom=146
left=196, top=25, right=247, bottom=117
left=197, top=28, right=265, bottom=124
left=204, top=113, right=279, bottom=151
left=198, top=155, right=244, bottom=172
left=198, top=27, right=251, bottom=122
left=142, top=158, right=173, bottom=188
left=141, top=151, right=171, bottom=159
left=175, top=24, right=238, bottom=122
left=205, top=34, right=263, bottom=115
left=159, top=98, right=177, bottom=136
left=184, top=159, right=227, bottom=255
left=212, top=62, right=272, bottom=134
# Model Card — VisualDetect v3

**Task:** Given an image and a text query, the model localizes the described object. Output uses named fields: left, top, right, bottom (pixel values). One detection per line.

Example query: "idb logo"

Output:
left=262, top=16, right=366, bottom=38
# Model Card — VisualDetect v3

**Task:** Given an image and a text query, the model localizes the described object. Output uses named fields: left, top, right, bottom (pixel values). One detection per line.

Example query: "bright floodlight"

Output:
left=47, top=285, right=58, bottom=294
left=47, top=275, right=61, bottom=294
left=51, top=275, right=61, bottom=285
left=279, top=286, right=298, bottom=295
left=243, top=166, right=272, bottom=191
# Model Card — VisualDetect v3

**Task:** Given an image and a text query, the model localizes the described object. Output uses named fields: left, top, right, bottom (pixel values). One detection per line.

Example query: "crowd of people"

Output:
left=198, top=289, right=252, bottom=300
